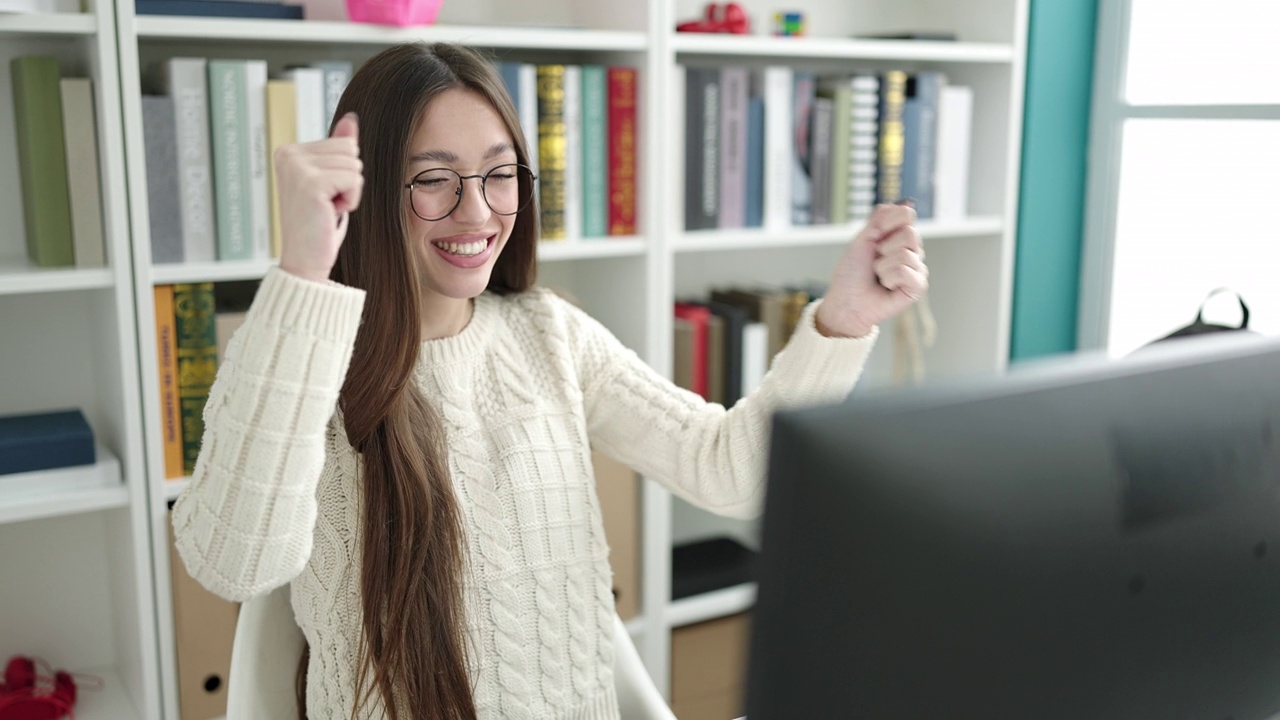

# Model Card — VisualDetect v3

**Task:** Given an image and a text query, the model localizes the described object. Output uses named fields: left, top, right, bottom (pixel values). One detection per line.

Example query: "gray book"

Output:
left=141, top=95, right=184, bottom=264
left=60, top=78, right=105, bottom=268
left=166, top=57, right=216, bottom=263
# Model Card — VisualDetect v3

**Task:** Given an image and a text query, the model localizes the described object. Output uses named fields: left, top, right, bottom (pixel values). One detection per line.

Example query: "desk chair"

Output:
left=226, top=584, right=675, bottom=719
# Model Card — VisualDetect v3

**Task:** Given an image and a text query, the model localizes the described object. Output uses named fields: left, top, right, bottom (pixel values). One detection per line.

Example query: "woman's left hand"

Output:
left=814, top=203, right=929, bottom=338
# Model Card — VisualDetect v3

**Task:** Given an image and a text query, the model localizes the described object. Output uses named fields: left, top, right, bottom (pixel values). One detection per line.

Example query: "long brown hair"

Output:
left=309, top=42, right=537, bottom=719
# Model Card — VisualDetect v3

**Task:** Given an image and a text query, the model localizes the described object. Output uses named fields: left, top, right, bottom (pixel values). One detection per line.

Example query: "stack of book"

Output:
left=141, top=57, right=350, bottom=265
left=135, top=0, right=304, bottom=19
left=10, top=56, right=107, bottom=269
left=682, top=65, right=974, bottom=231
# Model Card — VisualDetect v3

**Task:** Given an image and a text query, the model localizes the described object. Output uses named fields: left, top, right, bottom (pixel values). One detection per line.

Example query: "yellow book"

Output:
left=154, top=285, right=184, bottom=480
left=265, top=79, right=297, bottom=259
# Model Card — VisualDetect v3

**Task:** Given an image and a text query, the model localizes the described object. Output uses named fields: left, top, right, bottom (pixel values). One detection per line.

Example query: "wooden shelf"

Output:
left=0, top=445, right=127, bottom=525
left=134, top=17, right=647, bottom=51
left=666, top=582, right=756, bottom=628
left=674, top=215, right=1005, bottom=253
left=673, top=34, right=1014, bottom=63
left=0, top=258, right=114, bottom=295
left=0, top=12, right=97, bottom=35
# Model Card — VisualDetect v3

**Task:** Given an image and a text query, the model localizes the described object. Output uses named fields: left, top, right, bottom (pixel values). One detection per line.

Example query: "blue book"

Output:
left=744, top=96, right=765, bottom=228
left=135, top=0, right=303, bottom=19
left=0, top=409, right=95, bottom=476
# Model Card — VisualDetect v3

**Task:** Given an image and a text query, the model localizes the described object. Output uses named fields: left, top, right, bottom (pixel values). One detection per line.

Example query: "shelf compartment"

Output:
left=73, top=666, right=142, bottom=720
left=134, top=17, right=647, bottom=51
left=666, top=582, right=756, bottom=628
left=0, top=444, right=127, bottom=525
left=0, top=12, right=97, bottom=35
left=538, top=237, right=645, bottom=261
left=0, top=258, right=114, bottom=295
left=673, top=35, right=1015, bottom=63
left=674, top=215, right=1004, bottom=253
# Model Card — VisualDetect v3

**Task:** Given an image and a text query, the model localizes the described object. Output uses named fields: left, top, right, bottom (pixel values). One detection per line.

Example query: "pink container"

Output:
left=345, top=0, right=442, bottom=26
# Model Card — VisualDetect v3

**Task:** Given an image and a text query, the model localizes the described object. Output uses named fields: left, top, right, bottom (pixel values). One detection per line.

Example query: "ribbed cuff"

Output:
left=769, top=299, right=878, bottom=407
left=251, top=266, right=366, bottom=341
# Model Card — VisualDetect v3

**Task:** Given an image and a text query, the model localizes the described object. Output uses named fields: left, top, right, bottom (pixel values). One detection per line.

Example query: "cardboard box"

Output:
left=671, top=612, right=751, bottom=720
left=593, top=451, right=641, bottom=620
left=168, top=513, right=240, bottom=719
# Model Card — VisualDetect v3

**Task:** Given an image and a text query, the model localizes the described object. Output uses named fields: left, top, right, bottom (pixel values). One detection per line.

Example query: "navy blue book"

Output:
left=0, top=408, right=96, bottom=476
left=135, top=0, right=304, bottom=19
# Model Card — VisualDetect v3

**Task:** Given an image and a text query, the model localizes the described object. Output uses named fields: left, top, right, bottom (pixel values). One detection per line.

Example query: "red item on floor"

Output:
left=0, top=657, right=78, bottom=720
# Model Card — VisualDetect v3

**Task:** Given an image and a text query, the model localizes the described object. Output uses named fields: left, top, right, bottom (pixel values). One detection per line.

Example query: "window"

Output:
left=1079, top=0, right=1280, bottom=356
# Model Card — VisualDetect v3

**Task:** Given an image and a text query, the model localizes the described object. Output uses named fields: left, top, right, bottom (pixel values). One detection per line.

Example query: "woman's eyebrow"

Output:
left=408, top=142, right=515, bottom=166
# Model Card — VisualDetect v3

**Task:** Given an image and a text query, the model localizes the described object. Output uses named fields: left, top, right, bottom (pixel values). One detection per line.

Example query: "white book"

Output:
left=166, top=57, right=216, bottom=263
left=562, top=65, right=582, bottom=241
left=934, top=85, right=973, bottom=221
left=762, top=66, right=792, bottom=231
left=244, top=60, right=271, bottom=260
left=741, top=322, right=769, bottom=397
left=59, top=78, right=105, bottom=268
left=517, top=63, right=538, bottom=172
left=313, top=60, right=352, bottom=131
left=285, top=66, right=326, bottom=143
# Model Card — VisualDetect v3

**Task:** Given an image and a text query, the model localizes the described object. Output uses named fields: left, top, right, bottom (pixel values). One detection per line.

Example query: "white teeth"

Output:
left=435, top=239, right=486, bottom=257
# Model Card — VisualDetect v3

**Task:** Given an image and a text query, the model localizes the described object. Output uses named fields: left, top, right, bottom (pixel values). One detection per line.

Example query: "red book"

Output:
left=674, top=303, right=710, bottom=399
left=607, top=67, right=637, bottom=236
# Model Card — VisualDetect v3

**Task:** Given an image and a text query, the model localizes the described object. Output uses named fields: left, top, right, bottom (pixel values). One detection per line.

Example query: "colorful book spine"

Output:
left=154, top=285, right=184, bottom=479
left=823, top=79, right=852, bottom=227
left=674, top=303, right=711, bottom=399
left=173, top=282, right=218, bottom=476
left=167, top=57, right=217, bottom=263
left=265, top=78, right=297, bottom=258
left=141, top=95, right=184, bottom=264
left=244, top=60, right=271, bottom=260
left=876, top=70, right=908, bottom=205
left=580, top=65, right=608, bottom=239
left=11, top=55, right=74, bottom=267
left=562, top=65, right=582, bottom=241
left=207, top=59, right=252, bottom=261
left=607, top=66, right=637, bottom=236
left=537, top=64, right=567, bottom=241
left=60, top=78, right=106, bottom=268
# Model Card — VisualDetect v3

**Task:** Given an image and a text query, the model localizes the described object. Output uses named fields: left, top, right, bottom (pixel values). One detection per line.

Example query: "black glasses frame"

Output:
left=403, top=163, right=538, bottom=222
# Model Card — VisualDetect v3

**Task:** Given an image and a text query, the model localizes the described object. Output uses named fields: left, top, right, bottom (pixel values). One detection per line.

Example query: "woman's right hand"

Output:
left=276, top=112, right=364, bottom=283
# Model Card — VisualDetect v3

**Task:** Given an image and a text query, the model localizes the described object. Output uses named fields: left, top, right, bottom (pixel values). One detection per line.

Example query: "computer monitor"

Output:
left=746, top=333, right=1280, bottom=720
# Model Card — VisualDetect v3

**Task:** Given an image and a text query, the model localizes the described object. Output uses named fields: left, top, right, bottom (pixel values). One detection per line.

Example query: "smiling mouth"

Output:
left=432, top=236, right=491, bottom=257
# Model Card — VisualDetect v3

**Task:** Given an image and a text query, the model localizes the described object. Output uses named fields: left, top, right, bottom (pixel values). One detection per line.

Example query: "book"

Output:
left=743, top=95, right=765, bottom=228
left=761, top=66, right=792, bottom=231
left=818, top=77, right=852, bottom=226
left=0, top=409, right=95, bottom=476
left=154, top=285, right=184, bottom=479
left=790, top=70, right=816, bottom=226
left=683, top=66, right=719, bottom=231
left=207, top=60, right=252, bottom=261
left=244, top=60, right=271, bottom=260
left=718, top=66, right=748, bottom=230
left=710, top=287, right=789, bottom=360
left=671, top=536, right=756, bottom=600
left=141, top=95, right=185, bottom=265
left=809, top=95, right=834, bottom=225
left=606, top=66, right=637, bottom=236
left=265, top=78, right=297, bottom=258
left=283, top=66, right=325, bottom=143
left=702, top=299, right=749, bottom=408
left=59, top=78, right=106, bottom=268
left=536, top=64, right=567, bottom=241
left=674, top=303, right=711, bottom=399
left=849, top=74, right=880, bottom=221
left=875, top=70, right=908, bottom=204
left=704, top=312, right=725, bottom=405
left=313, top=60, right=352, bottom=133
left=580, top=65, right=608, bottom=239
left=562, top=65, right=582, bottom=242
left=166, top=57, right=217, bottom=263
left=173, top=282, right=218, bottom=475
left=135, top=0, right=302, bottom=17
left=901, top=71, right=943, bottom=219
left=11, top=55, right=74, bottom=267
left=934, top=84, right=973, bottom=220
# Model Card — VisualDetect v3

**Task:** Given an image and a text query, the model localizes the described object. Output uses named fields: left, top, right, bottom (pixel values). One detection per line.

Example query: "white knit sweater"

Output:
left=172, top=267, right=876, bottom=719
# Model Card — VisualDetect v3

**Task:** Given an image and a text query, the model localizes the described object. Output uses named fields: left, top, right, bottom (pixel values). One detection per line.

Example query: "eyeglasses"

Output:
left=403, top=163, right=538, bottom=222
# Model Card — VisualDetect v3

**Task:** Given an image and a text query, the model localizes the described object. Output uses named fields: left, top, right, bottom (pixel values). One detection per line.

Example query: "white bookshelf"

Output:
left=0, top=0, right=162, bottom=716
left=3, top=0, right=1026, bottom=714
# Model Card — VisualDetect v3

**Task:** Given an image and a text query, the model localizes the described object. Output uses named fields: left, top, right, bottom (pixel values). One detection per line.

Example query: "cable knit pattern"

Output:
left=171, top=269, right=876, bottom=719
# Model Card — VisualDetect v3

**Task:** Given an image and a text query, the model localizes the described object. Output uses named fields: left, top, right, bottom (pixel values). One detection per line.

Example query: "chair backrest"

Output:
left=226, top=585, right=674, bottom=720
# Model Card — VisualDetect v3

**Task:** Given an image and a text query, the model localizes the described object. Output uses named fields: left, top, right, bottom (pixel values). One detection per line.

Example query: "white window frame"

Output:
left=1077, top=0, right=1280, bottom=352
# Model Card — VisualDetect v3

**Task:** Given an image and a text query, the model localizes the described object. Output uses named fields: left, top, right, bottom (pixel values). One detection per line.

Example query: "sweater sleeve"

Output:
left=171, top=267, right=366, bottom=601
left=571, top=297, right=877, bottom=519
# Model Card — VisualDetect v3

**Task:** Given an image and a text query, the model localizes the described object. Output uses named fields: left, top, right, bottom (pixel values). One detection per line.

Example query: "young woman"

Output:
left=171, top=42, right=927, bottom=720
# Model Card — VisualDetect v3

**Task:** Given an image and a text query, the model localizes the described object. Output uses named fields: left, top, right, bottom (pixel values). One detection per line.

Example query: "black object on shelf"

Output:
left=856, top=31, right=959, bottom=41
left=672, top=536, right=757, bottom=601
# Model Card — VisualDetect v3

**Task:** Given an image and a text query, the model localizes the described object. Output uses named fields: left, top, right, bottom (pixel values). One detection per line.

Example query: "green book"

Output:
left=580, top=65, right=608, bottom=239
left=173, top=282, right=218, bottom=475
left=11, top=56, right=74, bottom=267
left=207, top=60, right=253, bottom=261
left=827, top=80, right=852, bottom=226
